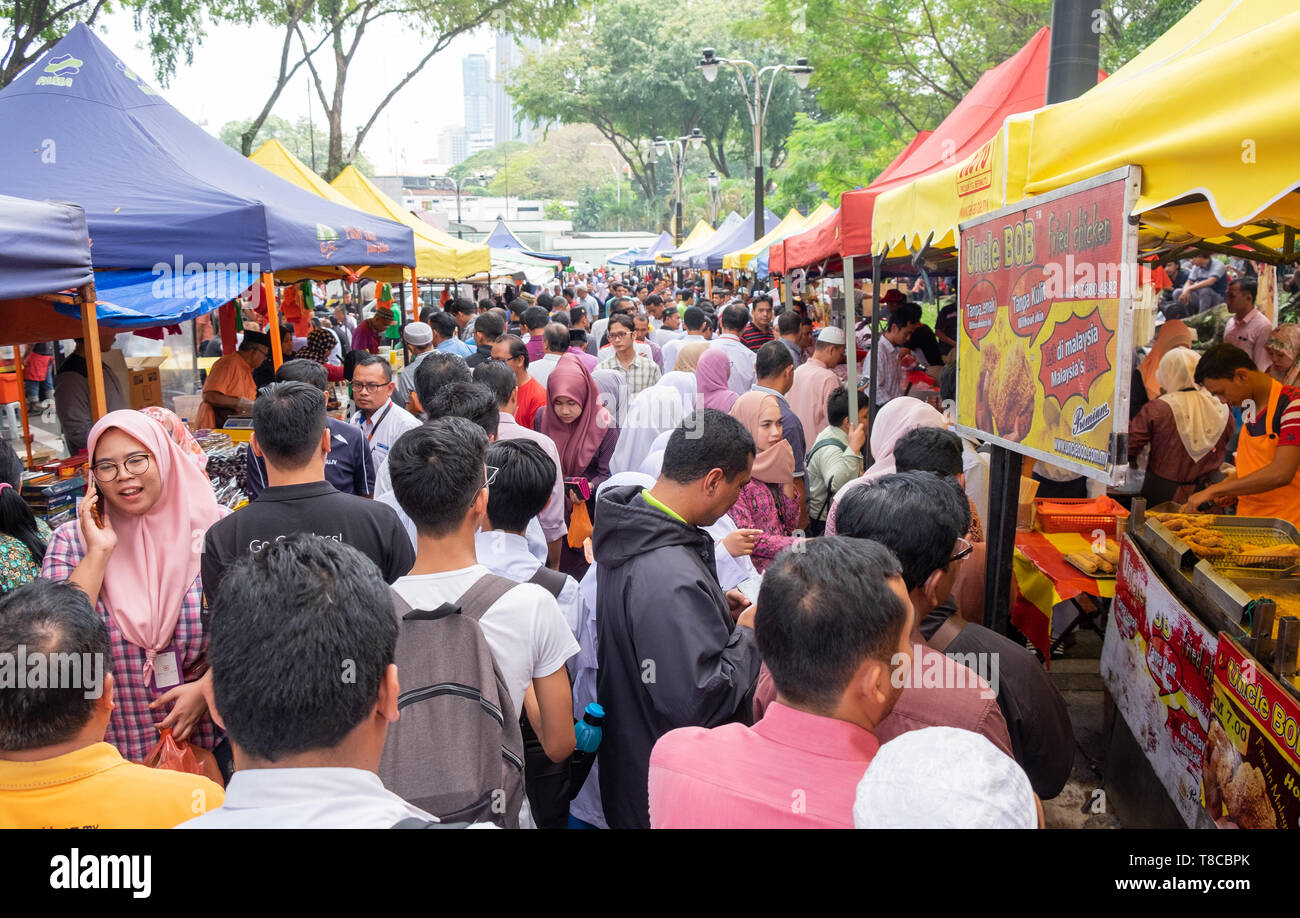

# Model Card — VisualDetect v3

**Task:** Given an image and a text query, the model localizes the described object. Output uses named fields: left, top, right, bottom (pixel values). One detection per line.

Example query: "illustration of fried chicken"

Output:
left=1224, top=762, right=1277, bottom=830
left=984, top=338, right=1035, bottom=441
left=1203, top=721, right=1235, bottom=815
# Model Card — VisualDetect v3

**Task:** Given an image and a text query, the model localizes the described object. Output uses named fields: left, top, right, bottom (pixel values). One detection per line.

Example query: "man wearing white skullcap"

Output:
left=853, top=727, right=1043, bottom=829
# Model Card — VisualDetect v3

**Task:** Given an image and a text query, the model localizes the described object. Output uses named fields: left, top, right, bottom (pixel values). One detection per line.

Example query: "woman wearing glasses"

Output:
left=725, top=392, right=803, bottom=573
left=42, top=411, right=226, bottom=763
left=193, top=330, right=272, bottom=430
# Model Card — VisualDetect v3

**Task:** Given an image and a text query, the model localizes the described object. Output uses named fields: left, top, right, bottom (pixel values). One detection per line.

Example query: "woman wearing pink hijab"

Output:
left=42, top=410, right=225, bottom=762
left=727, top=392, right=801, bottom=573
left=696, top=348, right=738, bottom=413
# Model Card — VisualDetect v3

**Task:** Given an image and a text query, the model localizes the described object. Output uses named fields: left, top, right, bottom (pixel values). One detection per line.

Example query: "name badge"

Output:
left=153, top=651, right=181, bottom=689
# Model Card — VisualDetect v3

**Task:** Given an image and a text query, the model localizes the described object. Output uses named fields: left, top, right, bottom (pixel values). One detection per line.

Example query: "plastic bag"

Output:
left=144, top=727, right=224, bottom=787
left=567, top=501, right=594, bottom=550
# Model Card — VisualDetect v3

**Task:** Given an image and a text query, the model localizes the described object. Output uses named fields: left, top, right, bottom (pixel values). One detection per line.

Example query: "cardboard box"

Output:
left=125, top=356, right=165, bottom=410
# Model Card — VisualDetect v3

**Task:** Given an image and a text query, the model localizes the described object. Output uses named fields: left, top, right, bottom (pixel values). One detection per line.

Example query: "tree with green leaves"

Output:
left=233, top=0, right=577, bottom=178
left=508, top=0, right=810, bottom=231
left=1, top=0, right=224, bottom=88
left=219, top=113, right=374, bottom=175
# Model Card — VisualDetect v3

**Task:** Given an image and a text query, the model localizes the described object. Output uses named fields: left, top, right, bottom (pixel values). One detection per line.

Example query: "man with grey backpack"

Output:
left=383, top=418, right=578, bottom=828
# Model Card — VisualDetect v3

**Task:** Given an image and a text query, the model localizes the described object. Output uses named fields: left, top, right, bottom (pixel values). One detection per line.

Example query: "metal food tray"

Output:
left=1146, top=514, right=1300, bottom=578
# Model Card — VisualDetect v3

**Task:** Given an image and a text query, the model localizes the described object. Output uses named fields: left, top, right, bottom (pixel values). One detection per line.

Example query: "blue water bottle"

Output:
left=573, top=702, right=605, bottom=754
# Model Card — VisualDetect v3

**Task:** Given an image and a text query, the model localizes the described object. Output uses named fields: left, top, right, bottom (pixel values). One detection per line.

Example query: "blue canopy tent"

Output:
left=661, top=212, right=741, bottom=265
left=0, top=24, right=415, bottom=280
left=630, top=231, right=673, bottom=266
left=606, top=246, right=642, bottom=267
left=483, top=219, right=570, bottom=267
left=690, top=210, right=779, bottom=270
left=669, top=210, right=777, bottom=269
left=0, top=194, right=93, bottom=301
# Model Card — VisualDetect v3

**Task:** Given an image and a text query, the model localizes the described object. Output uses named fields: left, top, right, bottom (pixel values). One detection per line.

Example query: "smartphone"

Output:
left=565, top=477, right=593, bottom=502
left=737, top=572, right=763, bottom=605
left=86, top=481, right=104, bottom=529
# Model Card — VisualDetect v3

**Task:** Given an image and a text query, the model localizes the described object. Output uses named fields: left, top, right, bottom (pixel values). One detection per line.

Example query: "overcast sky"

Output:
left=95, top=7, right=497, bottom=173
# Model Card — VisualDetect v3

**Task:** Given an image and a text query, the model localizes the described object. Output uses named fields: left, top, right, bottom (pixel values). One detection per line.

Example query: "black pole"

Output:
left=982, top=0, right=1102, bottom=636
left=868, top=255, right=881, bottom=463
left=456, top=180, right=463, bottom=240
left=1046, top=0, right=1102, bottom=105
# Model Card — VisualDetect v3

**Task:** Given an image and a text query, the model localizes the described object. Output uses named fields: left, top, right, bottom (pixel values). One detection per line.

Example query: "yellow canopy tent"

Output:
left=656, top=220, right=716, bottom=265
left=244, top=139, right=413, bottom=285
left=330, top=165, right=491, bottom=279
left=871, top=115, right=1035, bottom=260
left=722, top=206, right=827, bottom=270
left=1020, top=0, right=1300, bottom=263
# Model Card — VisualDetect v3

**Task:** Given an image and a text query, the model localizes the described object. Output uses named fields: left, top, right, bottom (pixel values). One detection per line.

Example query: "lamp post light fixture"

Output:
left=706, top=170, right=721, bottom=228
left=443, top=173, right=488, bottom=240
left=697, top=48, right=813, bottom=241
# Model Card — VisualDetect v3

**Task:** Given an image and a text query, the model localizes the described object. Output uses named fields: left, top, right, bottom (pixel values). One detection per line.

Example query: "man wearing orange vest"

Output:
left=1186, top=343, right=1300, bottom=525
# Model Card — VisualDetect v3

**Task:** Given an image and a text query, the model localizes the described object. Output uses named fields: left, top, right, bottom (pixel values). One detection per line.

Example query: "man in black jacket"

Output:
left=594, top=409, right=761, bottom=828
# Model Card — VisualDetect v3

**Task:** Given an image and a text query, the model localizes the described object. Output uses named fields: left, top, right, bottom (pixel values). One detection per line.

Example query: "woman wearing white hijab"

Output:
left=825, top=396, right=948, bottom=534
left=1128, top=346, right=1231, bottom=506
left=609, top=385, right=687, bottom=474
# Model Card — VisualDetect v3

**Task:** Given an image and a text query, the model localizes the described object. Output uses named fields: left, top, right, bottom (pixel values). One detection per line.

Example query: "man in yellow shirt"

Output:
left=0, top=580, right=223, bottom=828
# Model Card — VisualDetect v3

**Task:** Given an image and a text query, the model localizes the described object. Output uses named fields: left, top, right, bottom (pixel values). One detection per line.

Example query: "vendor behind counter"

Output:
left=1186, top=343, right=1300, bottom=524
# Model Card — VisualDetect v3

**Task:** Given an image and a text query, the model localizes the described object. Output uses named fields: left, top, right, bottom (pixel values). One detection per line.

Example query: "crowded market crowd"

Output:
left=0, top=252, right=1285, bottom=830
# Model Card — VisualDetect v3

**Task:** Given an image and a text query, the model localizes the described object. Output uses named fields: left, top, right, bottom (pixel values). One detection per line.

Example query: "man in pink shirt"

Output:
left=1222, top=277, right=1272, bottom=371
left=648, top=538, right=913, bottom=828
left=787, top=328, right=847, bottom=445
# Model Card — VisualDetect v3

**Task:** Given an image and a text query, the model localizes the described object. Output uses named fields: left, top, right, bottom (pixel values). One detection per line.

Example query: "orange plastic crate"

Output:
left=1034, top=498, right=1128, bottom=537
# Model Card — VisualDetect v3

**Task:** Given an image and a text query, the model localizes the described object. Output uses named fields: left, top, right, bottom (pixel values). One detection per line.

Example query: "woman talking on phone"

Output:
left=537, top=354, right=619, bottom=576
left=726, top=392, right=803, bottom=572
left=42, top=410, right=225, bottom=762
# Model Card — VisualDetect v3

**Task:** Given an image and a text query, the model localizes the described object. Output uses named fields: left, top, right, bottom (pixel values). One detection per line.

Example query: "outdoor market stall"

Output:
left=0, top=23, right=417, bottom=392
left=656, top=216, right=733, bottom=266
left=869, top=0, right=1300, bottom=828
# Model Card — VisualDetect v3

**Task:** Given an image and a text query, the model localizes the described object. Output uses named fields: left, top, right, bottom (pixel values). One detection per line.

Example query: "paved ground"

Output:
left=1043, top=628, right=1122, bottom=828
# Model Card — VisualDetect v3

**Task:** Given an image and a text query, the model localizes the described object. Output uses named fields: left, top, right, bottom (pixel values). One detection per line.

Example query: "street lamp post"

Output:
left=698, top=49, right=812, bottom=242
left=707, top=170, right=721, bottom=228
left=652, top=128, right=704, bottom=249
left=445, top=173, right=486, bottom=239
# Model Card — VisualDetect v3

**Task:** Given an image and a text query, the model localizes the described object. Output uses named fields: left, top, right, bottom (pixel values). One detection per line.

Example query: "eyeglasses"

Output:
left=483, top=465, right=499, bottom=489
left=607, top=332, right=631, bottom=342
left=948, top=537, right=974, bottom=565
left=353, top=382, right=391, bottom=393
left=92, top=452, right=152, bottom=482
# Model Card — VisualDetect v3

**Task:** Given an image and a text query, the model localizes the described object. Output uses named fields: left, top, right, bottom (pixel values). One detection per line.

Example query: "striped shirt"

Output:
left=739, top=322, right=776, bottom=353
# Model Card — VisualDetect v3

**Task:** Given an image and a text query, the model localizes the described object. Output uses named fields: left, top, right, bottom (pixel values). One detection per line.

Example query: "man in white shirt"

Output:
left=660, top=307, right=711, bottom=372
left=182, top=535, right=458, bottom=828
left=709, top=303, right=758, bottom=394
left=528, top=323, right=569, bottom=390
left=351, top=355, right=421, bottom=471
left=386, top=419, right=578, bottom=773
left=576, top=284, right=600, bottom=322
left=473, top=359, right=567, bottom=568
left=474, top=439, right=593, bottom=707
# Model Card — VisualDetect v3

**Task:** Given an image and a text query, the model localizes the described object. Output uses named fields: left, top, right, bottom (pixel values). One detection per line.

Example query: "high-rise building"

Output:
left=463, top=53, right=492, bottom=148
left=438, top=125, right=467, bottom=167
left=493, top=33, right=541, bottom=145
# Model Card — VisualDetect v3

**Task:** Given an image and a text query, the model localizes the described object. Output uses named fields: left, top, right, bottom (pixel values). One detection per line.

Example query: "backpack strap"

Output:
left=454, top=573, right=521, bottom=623
left=527, top=565, right=568, bottom=599
left=389, top=574, right=519, bottom=623
left=929, top=612, right=969, bottom=654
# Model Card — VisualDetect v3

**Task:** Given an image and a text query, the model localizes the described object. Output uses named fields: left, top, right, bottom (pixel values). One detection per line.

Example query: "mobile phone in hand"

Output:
left=565, top=477, right=592, bottom=502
